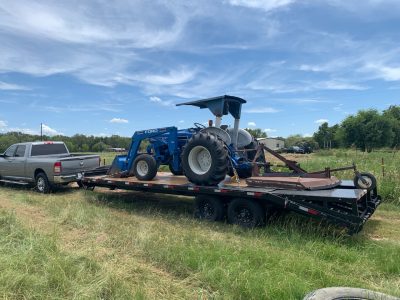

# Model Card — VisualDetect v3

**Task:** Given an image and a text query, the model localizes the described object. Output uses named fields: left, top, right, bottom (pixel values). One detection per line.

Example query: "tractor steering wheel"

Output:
left=194, top=122, right=206, bottom=129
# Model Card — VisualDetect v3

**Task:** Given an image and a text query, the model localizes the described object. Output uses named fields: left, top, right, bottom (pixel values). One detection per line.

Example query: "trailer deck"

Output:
left=82, top=172, right=381, bottom=234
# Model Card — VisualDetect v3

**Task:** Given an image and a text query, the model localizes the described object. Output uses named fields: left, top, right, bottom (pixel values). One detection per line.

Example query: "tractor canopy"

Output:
left=176, top=95, right=246, bottom=119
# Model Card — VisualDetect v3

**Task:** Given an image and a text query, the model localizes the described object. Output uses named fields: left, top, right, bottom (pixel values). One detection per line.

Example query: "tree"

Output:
left=383, top=105, right=400, bottom=147
left=285, top=134, right=318, bottom=149
left=245, top=128, right=267, bottom=138
left=341, top=109, right=394, bottom=151
left=92, top=141, right=109, bottom=152
left=313, top=123, right=340, bottom=148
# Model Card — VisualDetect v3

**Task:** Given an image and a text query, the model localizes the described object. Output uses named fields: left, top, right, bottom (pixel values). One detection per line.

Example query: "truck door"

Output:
left=11, top=145, right=27, bottom=179
left=0, top=144, right=18, bottom=178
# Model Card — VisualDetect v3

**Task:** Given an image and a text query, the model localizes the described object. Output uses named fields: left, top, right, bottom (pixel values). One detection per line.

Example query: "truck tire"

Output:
left=303, top=287, right=398, bottom=300
left=181, top=132, right=228, bottom=186
left=194, top=196, right=225, bottom=221
left=133, top=154, right=158, bottom=181
left=227, top=198, right=265, bottom=228
left=354, top=173, right=377, bottom=191
left=35, top=172, right=52, bottom=194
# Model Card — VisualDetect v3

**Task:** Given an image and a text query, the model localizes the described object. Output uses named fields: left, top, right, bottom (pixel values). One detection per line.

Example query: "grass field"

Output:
left=0, top=150, right=399, bottom=299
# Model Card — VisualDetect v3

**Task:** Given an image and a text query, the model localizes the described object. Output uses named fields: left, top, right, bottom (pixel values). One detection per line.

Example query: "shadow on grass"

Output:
left=85, top=188, right=364, bottom=243
left=0, top=182, right=81, bottom=195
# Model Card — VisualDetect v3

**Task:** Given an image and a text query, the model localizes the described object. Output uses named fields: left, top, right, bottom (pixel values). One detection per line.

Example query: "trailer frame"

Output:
left=81, top=171, right=381, bottom=234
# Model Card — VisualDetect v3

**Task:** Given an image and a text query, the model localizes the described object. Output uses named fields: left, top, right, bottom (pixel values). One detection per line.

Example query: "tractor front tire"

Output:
left=181, top=132, right=228, bottom=186
left=133, top=154, right=158, bottom=181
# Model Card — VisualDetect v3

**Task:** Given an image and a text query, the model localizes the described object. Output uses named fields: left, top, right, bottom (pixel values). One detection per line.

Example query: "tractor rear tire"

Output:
left=133, top=154, right=158, bottom=181
left=169, top=162, right=183, bottom=175
left=181, top=132, right=228, bottom=186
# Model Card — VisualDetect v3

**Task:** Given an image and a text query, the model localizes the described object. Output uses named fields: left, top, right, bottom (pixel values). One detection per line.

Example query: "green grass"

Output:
left=0, top=210, right=135, bottom=299
left=0, top=150, right=399, bottom=299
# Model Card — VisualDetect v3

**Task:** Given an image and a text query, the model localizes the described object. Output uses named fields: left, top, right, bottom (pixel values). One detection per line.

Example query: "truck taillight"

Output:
left=54, top=161, right=62, bottom=173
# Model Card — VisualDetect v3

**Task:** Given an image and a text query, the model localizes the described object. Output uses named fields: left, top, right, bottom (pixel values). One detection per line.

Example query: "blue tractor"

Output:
left=108, top=95, right=265, bottom=185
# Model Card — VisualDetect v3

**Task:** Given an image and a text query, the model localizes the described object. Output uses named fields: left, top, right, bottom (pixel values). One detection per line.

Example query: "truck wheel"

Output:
left=35, top=172, right=52, bottom=194
left=194, top=196, right=225, bottom=221
left=227, top=198, right=265, bottom=228
left=133, top=154, right=158, bottom=181
left=303, top=287, right=398, bottom=300
left=354, top=173, right=377, bottom=191
left=168, top=161, right=183, bottom=175
left=181, top=132, right=228, bottom=186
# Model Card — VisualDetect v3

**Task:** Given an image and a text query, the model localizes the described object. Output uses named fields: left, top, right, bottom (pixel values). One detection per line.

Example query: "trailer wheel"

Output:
left=181, top=132, right=228, bottom=186
left=35, top=172, right=52, bottom=194
left=228, top=199, right=265, bottom=228
left=354, top=172, right=376, bottom=191
left=133, top=154, right=158, bottom=181
left=194, top=196, right=225, bottom=221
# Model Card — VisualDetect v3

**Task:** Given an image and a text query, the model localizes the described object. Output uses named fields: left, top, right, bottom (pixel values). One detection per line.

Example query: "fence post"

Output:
left=381, top=157, right=385, bottom=178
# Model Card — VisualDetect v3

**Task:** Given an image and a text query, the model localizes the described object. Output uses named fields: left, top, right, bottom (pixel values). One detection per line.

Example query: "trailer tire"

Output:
left=194, top=196, right=225, bottom=221
left=181, top=132, right=228, bottom=186
left=303, top=287, right=398, bottom=300
left=354, top=173, right=376, bottom=191
left=228, top=199, right=265, bottom=228
left=133, top=154, right=158, bottom=181
left=35, top=172, right=52, bottom=194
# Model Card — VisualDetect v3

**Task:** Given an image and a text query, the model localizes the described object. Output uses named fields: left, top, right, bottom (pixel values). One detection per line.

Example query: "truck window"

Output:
left=31, top=144, right=68, bottom=156
left=4, top=145, right=17, bottom=157
left=15, top=145, right=26, bottom=157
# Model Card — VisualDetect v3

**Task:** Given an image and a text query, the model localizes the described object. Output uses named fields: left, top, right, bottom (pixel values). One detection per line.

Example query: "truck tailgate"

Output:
left=59, top=155, right=99, bottom=174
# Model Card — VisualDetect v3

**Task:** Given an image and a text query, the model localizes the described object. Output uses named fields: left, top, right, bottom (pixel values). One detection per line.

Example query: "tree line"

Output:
left=0, top=105, right=398, bottom=153
left=313, top=105, right=399, bottom=151
left=0, top=133, right=132, bottom=153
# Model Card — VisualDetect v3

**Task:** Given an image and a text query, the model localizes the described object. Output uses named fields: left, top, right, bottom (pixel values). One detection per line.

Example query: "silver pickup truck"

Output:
left=0, top=141, right=100, bottom=193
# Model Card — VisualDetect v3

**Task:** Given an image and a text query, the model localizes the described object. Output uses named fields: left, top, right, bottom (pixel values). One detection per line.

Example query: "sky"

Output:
left=0, top=0, right=399, bottom=138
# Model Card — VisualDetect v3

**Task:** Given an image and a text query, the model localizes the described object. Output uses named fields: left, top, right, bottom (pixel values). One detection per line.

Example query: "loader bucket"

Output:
left=107, top=155, right=128, bottom=177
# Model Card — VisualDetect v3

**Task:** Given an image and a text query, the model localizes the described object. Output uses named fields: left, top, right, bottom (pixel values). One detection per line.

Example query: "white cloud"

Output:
left=317, top=80, right=367, bottom=91
left=315, top=119, right=329, bottom=124
left=244, top=107, right=280, bottom=113
left=0, top=81, right=30, bottom=91
left=228, top=0, right=294, bottom=12
left=264, top=128, right=277, bottom=132
left=149, top=96, right=174, bottom=107
left=0, top=120, right=7, bottom=128
left=178, top=120, right=185, bottom=123
left=7, top=127, right=38, bottom=135
left=41, top=124, right=62, bottom=136
left=247, top=121, right=257, bottom=127
left=110, top=118, right=129, bottom=124
left=303, top=133, right=312, bottom=137
left=363, top=63, right=400, bottom=81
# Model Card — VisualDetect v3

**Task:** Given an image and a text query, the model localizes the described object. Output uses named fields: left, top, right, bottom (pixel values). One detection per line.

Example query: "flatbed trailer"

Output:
left=82, top=171, right=381, bottom=234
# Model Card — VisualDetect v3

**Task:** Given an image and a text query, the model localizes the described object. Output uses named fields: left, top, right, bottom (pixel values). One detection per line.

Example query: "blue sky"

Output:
left=0, top=0, right=399, bottom=138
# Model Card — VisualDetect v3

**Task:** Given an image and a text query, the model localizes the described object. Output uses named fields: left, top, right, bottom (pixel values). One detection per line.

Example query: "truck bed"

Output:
left=82, top=172, right=381, bottom=234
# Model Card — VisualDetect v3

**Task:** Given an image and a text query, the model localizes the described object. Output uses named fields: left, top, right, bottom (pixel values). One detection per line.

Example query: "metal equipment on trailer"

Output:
left=81, top=171, right=381, bottom=234
left=107, top=95, right=264, bottom=185
left=83, top=94, right=381, bottom=234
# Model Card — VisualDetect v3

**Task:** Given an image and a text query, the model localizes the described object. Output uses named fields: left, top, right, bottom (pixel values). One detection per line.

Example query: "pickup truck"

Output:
left=0, top=141, right=100, bottom=193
